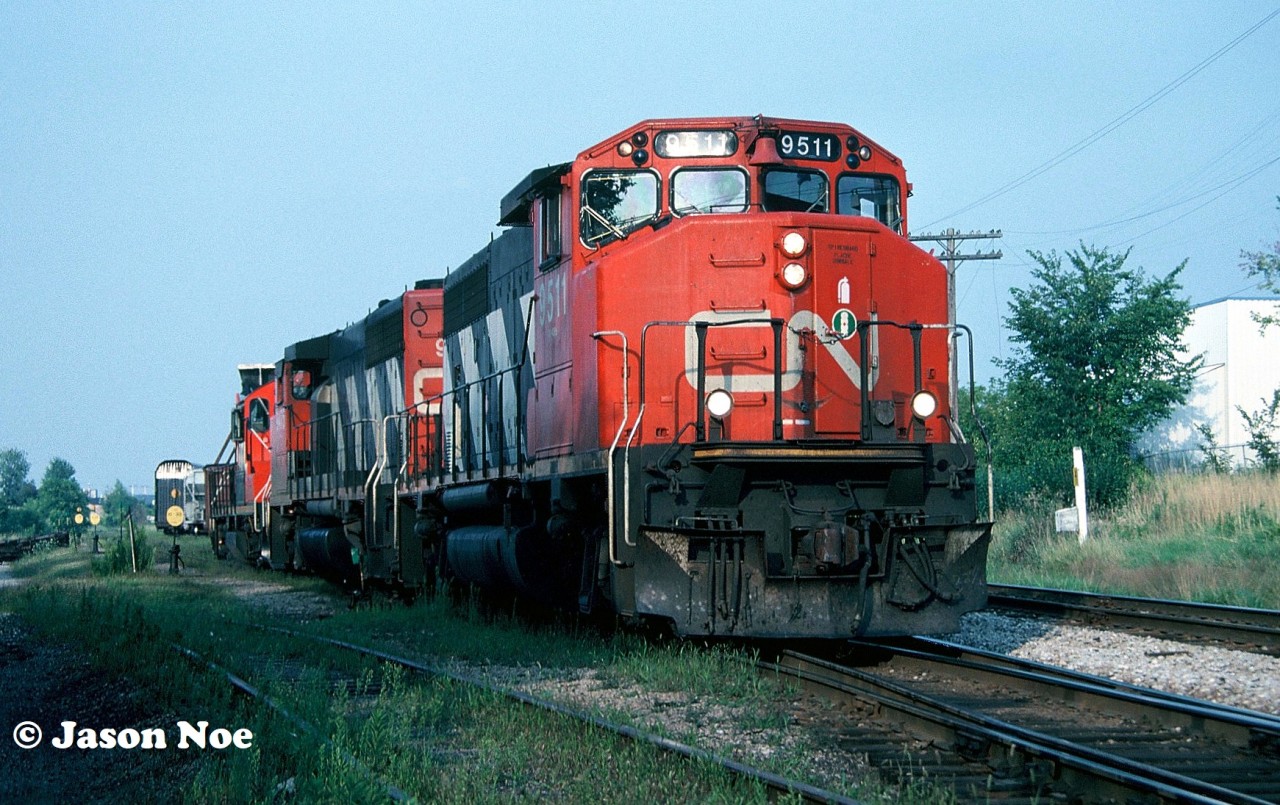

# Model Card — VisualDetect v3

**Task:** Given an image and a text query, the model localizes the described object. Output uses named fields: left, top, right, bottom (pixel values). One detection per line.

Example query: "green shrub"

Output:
left=93, top=531, right=154, bottom=575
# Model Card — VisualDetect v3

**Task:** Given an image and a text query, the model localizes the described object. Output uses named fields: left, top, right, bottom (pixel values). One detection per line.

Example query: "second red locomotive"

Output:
left=206, top=115, right=991, bottom=638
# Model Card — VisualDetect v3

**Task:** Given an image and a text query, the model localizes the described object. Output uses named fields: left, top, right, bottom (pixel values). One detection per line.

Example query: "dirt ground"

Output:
left=0, top=607, right=201, bottom=802
left=0, top=554, right=346, bottom=802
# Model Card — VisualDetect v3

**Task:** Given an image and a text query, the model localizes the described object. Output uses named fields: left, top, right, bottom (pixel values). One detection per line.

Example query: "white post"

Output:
left=1072, top=446, right=1089, bottom=544
left=986, top=463, right=995, bottom=522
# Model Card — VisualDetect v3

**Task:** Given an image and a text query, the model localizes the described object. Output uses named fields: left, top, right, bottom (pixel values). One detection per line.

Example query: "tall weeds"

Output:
left=988, top=471, right=1280, bottom=607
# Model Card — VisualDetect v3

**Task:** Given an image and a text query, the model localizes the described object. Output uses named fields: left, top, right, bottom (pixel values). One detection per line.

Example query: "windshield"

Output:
left=671, top=169, right=748, bottom=215
left=837, top=174, right=902, bottom=231
left=762, top=169, right=828, bottom=213
left=580, top=170, right=658, bottom=245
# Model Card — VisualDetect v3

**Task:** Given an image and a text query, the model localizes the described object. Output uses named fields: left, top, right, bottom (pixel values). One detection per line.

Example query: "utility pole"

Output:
left=909, top=228, right=1002, bottom=520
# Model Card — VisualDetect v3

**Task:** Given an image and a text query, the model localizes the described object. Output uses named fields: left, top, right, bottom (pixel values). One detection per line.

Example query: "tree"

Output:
left=0, top=448, right=39, bottom=535
left=0, top=448, right=33, bottom=507
left=1235, top=198, right=1280, bottom=466
left=1240, top=196, right=1280, bottom=332
left=103, top=480, right=146, bottom=526
left=1238, top=389, right=1280, bottom=473
left=994, top=245, right=1201, bottom=506
left=1195, top=423, right=1232, bottom=475
left=34, top=457, right=89, bottom=533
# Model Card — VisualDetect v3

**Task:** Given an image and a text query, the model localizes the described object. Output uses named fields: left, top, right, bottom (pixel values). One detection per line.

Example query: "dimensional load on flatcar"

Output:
left=204, top=115, right=992, bottom=638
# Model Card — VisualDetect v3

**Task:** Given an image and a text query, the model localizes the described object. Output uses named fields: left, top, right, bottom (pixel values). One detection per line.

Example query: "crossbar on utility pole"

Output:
left=909, top=228, right=1003, bottom=521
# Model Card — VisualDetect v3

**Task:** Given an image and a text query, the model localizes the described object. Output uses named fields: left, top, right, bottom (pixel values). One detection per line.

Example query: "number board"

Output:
left=778, top=131, right=841, bottom=161
left=654, top=130, right=738, bottom=158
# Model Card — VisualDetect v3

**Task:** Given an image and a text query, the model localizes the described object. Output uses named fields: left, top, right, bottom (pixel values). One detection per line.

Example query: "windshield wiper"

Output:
left=582, top=205, right=626, bottom=244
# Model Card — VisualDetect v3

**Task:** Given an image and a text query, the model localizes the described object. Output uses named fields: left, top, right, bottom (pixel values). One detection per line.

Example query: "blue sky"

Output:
left=2, top=2, right=1278, bottom=494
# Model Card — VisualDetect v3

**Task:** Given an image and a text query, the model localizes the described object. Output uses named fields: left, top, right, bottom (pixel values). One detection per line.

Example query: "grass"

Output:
left=988, top=471, right=1280, bottom=607
left=11, top=467, right=1271, bottom=800
left=2, top=531, right=942, bottom=802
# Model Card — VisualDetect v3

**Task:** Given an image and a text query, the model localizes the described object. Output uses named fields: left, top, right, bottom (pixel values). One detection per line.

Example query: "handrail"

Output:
left=954, top=323, right=994, bottom=520
left=591, top=330, right=630, bottom=567
left=411, top=362, right=527, bottom=484
left=621, top=404, right=645, bottom=549
left=253, top=477, right=271, bottom=533
left=625, top=317, right=784, bottom=550
left=362, top=415, right=398, bottom=550
left=636, top=317, right=786, bottom=446
left=275, top=295, right=540, bottom=500
left=211, top=430, right=234, bottom=466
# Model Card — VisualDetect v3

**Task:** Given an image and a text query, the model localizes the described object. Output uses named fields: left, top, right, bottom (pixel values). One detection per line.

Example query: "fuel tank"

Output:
left=297, top=526, right=357, bottom=582
left=445, top=524, right=578, bottom=605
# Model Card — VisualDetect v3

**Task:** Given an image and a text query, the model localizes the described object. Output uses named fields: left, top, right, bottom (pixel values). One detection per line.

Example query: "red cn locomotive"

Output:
left=206, top=116, right=991, bottom=638
left=206, top=364, right=276, bottom=559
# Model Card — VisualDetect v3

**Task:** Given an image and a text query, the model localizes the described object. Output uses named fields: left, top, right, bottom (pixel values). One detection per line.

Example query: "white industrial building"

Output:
left=1142, top=297, right=1280, bottom=470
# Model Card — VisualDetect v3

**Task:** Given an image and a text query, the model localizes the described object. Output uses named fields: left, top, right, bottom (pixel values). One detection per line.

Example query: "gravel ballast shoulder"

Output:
left=945, top=610, right=1280, bottom=715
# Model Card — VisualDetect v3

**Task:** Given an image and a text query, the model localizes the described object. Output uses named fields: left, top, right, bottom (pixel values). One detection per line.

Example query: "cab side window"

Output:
left=538, top=192, right=562, bottom=269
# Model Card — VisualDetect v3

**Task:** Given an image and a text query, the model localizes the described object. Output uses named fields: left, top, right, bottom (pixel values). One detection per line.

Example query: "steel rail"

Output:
left=173, top=643, right=410, bottom=801
left=788, top=634, right=1280, bottom=803
left=768, top=647, right=1269, bottom=803
left=988, top=583, right=1280, bottom=656
left=261, top=626, right=862, bottom=804
left=912, top=635, right=1280, bottom=731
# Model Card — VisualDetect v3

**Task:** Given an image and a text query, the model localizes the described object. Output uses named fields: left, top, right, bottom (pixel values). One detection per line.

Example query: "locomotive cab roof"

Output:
left=499, top=162, right=570, bottom=226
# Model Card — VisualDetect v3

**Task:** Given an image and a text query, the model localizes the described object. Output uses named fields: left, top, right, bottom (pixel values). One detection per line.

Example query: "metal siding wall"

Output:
left=1226, top=300, right=1280, bottom=452
left=327, top=321, right=370, bottom=486
left=1144, top=298, right=1280, bottom=469
left=438, top=227, right=536, bottom=474
left=365, top=299, right=405, bottom=368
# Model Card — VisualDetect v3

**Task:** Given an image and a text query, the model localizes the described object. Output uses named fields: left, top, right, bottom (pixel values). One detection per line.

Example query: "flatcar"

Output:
left=154, top=459, right=206, bottom=535
left=205, top=115, right=991, bottom=638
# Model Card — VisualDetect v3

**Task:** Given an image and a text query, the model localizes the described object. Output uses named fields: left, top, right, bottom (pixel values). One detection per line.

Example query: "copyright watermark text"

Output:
left=13, top=721, right=42, bottom=749
left=12, top=720, right=253, bottom=750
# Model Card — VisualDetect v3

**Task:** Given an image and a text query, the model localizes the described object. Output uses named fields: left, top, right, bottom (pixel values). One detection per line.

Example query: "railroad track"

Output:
left=770, top=638, right=1280, bottom=804
left=173, top=592, right=1280, bottom=803
left=193, top=625, right=862, bottom=804
left=988, top=583, right=1280, bottom=656
left=175, top=643, right=411, bottom=801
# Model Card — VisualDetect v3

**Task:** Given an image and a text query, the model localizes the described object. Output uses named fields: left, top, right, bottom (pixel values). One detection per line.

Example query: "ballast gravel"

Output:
left=945, top=610, right=1280, bottom=716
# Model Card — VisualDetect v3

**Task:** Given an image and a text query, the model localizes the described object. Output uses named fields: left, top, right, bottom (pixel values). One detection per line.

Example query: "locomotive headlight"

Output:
left=911, top=390, right=938, bottom=419
left=779, top=262, right=808, bottom=289
left=706, top=389, right=734, bottom=419
left=780, top=231, right=807, bottom=257
left=617, top=141, right=635, bottom=157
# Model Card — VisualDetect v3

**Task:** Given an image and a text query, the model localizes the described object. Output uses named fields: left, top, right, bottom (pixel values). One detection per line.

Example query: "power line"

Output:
left=1112, top=155, right=1280, bottom=247
left=1009, top=150, right=1280, bottom=237
left=921, top=7, right=1280, bottom=229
